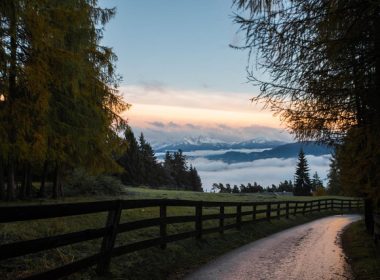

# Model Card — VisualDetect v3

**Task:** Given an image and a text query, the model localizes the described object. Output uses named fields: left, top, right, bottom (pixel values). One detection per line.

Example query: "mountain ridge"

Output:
left=207, top=141, right=333, bottom=163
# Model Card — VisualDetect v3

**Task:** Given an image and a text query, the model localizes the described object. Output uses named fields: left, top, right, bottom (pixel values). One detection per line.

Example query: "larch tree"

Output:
left=0, top=0, right=128, bottom=199
left=233, top=0, right=380, bottom=228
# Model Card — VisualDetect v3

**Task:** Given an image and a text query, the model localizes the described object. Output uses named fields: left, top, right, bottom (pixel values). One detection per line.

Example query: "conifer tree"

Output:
left=327, top=153, right=341, bottom=195
left=294, top=149, right=311, bottom=196
left=189, top=165, right=203, bottom=192
left=311, top=172, right=324, bottom=192
left=118, top=127, right=141, bottom=185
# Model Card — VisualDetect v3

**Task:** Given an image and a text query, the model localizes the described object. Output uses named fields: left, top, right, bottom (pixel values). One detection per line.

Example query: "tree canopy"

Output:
left=0, top=0, right=128, bottom=199
left=233, top=0, right=380, bottom=207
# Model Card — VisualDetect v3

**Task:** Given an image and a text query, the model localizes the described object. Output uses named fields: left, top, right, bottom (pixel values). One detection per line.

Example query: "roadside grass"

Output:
left=0, top=187, right=360, bottom=279
left=0, top=186, right=354, bottom=206
left=342, top=220, right=380, bottom=280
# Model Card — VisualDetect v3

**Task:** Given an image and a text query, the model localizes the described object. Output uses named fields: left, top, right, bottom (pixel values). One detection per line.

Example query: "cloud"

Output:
left=120, top=84, right=265, bottom=114
left=168, top=121, right=179, bottom=128
left=189, top=155, right=331, bottom=192
left=148, top=121, right=166, bottom=128
left=139, top=80, right=167, bottom=93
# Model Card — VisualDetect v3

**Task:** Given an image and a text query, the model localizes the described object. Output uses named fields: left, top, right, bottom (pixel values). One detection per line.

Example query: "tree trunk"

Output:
left=0, top=160, right=5, bottom=200
left=19, top=163, right=27, bottom=199
left=6, top=159, right=15, bottom=200
left=6, top=1, right=17, bottom=201
left=25, top=163, right=32, bottom=198
left=364, top=198, right=374, bottom=234
left=39, top=160, right=48, bottom=197
left=52, top=162, right=60, bottom=199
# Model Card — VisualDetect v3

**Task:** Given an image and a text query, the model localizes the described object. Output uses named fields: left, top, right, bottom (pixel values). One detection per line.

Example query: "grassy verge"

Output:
left=342, top=220, right=380, bottom=280
left=0, top=188, right=360, bottom=279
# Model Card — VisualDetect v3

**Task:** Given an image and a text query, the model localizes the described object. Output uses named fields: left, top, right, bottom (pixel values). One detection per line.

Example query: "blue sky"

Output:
left=100, top=0, right=252, bottom=92
left=98, top=0, right=291, bottom=145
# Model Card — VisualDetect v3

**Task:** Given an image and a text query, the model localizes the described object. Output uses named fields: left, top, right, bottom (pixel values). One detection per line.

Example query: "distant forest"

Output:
left=212, top=149, right=325, bottom=196
left=118, top=127, right=203, bottom=192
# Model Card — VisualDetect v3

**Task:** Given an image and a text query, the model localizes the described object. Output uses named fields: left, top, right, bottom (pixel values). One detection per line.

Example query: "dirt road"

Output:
left=185, top=215, right=361, bottom=280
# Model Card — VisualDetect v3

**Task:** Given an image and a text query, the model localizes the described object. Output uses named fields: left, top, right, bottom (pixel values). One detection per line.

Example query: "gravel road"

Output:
left=185, top=215, right=361, bottom=280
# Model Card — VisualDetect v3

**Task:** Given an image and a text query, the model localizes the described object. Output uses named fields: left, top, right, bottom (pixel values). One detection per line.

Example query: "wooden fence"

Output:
left=0, top=198, right=363, bottom=279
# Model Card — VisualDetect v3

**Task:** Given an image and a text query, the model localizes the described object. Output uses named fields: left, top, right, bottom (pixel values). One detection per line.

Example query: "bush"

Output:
left=64, top=169, right=125, bottom=196
left=313, top=186, right=327, bottom=196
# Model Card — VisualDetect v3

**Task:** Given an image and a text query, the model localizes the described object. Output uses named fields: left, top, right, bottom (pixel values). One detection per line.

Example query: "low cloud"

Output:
left=189, top=155, right=331, bottom=192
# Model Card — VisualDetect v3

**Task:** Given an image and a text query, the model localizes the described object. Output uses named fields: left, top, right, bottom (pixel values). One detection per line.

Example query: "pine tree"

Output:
left=327, top=152, right=341, bottom=195
left=189, top=165, right=203, bottom=192
left=311, top=172, right=324, bottom=192
left=118, top=127, right=141, bottom=185
left=294, top=148, right=311, bottom=196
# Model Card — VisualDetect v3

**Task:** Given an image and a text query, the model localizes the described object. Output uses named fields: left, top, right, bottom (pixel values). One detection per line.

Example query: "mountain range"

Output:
left=206, top=141, right=333, bottom=163
left=154, top=136, right=285, bottom=152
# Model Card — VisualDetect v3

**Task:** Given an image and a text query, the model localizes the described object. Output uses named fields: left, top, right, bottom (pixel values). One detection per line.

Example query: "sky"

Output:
left=98, top=1, right=330, bottom=190
left=99, top=0, right=291, bottom=144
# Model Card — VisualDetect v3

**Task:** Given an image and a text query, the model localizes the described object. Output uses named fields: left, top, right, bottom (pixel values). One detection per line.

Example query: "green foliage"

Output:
left=64, top=169, right=125, bottom=196
left=118, top=128, right=203, bottom=192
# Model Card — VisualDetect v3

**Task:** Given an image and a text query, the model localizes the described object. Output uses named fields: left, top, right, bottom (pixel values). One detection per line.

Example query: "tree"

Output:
left=326, top=152, right=341, bottom=195
left=118, top=127, right=141, bottom=185
left=232, top=185, right=240, bottom=193
left=233, top=0, right=380, bottom=229
left=188, top=165, right=203, bottom=192
left=0, top=1, right=128, bottom=200
left=311, top=172, right=324, bottom=192
left=278, top=180, right=294, bottom=192
left=293, top=149, right=311, bottom=196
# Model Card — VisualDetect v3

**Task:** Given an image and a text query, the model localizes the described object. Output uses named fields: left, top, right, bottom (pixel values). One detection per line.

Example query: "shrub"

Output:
left=64, top=169, right=125, bottom=196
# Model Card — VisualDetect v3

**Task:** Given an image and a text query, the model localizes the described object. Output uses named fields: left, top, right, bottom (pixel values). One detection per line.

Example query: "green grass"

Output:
left=0, top=187, right=360, bottom=279
left=342, top=220, right=380, bottom=280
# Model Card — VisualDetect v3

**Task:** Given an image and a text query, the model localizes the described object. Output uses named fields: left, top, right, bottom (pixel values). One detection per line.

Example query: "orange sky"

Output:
left=120, top=85, right=282, bottom=129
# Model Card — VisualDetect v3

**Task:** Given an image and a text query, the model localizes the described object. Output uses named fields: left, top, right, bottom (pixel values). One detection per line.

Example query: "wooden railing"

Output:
left=0, top=198, right=363, bottom=279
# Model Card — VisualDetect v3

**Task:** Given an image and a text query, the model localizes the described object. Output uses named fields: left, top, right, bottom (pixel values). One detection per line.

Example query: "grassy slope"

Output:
left=0, top=187, right=358, bottom=279
left=342, top=220, right=380, bottom=280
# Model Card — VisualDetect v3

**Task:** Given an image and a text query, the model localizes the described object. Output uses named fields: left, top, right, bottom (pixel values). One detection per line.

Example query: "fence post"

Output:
left=160, top=204, right=167, bottom=249
left=325, top=199, right=327, bottom=211
left=285, top=201, right=289, bottom=219
left=277, top=202, right=281, bottom=219
left=331, top=199, right=334, bottom=210
left=97, top=200, right=122, bottom=275
left=252, top=204, right=257, bottom=221
left=341, top=200, right=344, bottom=214
left=236, top=204, right=242, bottom=230
left=349, top=200, right=352, bottom=211
left=266, top=203, right=271, bottom=221
left=196, top=202, right=203, bottom=239
left=219, top=205, right=224, bottom=234
left=302, top=202, right=307, bottom=215
left=294, top=202, right=298, bottom=215
left=318, top=200, right=321, bottom=212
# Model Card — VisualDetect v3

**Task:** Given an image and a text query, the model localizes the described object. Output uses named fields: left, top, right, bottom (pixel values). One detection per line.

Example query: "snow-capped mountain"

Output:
left=154, top=136, right=285, bottom=153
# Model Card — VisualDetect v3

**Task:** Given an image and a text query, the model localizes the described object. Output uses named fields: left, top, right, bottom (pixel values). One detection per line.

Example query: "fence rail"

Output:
left=0, top=198, right=363, bottom=279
